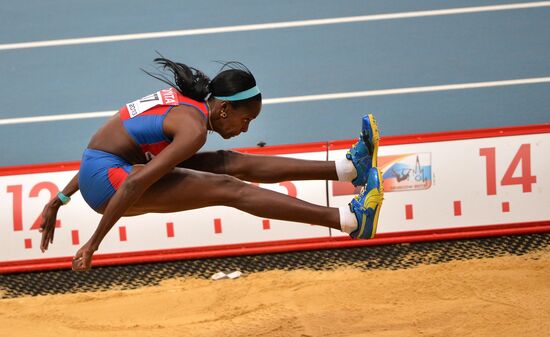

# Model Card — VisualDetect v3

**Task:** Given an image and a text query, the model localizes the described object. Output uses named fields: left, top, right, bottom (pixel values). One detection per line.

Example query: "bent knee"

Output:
left=209, top=173, right=248, bottom=204
left=221, top=150, right=251, bottom=178
left=197, top=150, right=244, bottom=175
left=214, top=172, right=244, bottom=188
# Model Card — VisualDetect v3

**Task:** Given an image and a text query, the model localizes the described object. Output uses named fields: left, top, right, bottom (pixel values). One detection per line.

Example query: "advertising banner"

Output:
left=1, top=125, right=549, bottom=273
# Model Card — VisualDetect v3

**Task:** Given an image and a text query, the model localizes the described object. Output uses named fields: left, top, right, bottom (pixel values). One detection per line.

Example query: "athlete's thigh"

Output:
left=126, top=166, right=238, bottom=215
left=177, top=151, right=226, bottom=174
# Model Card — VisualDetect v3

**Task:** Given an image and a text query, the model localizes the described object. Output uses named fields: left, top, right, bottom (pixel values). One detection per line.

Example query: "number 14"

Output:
left=479, top=143, right=537, bottom=196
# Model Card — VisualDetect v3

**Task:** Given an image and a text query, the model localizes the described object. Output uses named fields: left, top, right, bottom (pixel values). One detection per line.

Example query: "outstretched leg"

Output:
left=179, top=150, right=338, bottom=183
left=128, top=167, right=341, bottom=229
left=179, top=114, right=380, bottom=186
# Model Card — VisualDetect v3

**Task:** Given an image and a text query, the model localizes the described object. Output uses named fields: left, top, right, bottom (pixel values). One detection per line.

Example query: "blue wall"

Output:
left=0, top=0, right=549, bottom=166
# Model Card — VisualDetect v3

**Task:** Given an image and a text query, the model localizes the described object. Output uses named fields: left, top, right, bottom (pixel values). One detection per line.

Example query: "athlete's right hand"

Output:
left=39, top=200, right=61, bottom=252
left=72, top=242, right=97, bottom=272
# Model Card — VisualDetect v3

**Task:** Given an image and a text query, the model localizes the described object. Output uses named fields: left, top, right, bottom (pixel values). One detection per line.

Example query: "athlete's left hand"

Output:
left=72, top=242, right=97, bottom=272
left=39, top=200, right=61, bottom=252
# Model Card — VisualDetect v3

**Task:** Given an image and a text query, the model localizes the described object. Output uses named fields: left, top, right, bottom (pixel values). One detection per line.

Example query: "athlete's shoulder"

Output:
left=172, top=90, right=209, bottom=117
left=164, top=105, right=208, bottom=142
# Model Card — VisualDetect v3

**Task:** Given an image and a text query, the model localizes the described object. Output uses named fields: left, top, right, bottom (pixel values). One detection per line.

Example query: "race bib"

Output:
left=126, top=88, right=178, bottom=118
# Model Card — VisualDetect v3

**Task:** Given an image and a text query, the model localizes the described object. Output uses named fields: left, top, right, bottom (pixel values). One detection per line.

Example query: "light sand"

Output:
left=1, top=251, right=549, bottom=337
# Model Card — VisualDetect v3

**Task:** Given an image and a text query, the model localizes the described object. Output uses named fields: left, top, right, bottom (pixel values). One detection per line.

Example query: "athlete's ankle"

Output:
left=335, top=157, right=357, bottom=182
left=338, top=206, right=358, bottom=234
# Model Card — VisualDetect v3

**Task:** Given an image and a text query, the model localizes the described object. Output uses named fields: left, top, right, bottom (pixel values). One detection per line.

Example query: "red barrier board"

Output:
left=0, top=124, right=549, bottom=273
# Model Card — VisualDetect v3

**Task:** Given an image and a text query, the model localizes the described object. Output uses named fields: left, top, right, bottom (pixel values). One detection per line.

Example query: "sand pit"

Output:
left=1, top=250, right=549, bottom=337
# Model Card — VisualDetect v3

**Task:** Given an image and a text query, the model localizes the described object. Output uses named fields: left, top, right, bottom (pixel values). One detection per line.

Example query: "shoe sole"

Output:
left=369, top=167, right=384, bottom=238
left=367, top=114, right=380, bottom=168
left=356, top=168, right=384, bottom=239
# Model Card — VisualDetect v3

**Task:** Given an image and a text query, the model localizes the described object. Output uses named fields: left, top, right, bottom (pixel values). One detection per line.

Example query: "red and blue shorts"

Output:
left=78, top=149, right=133, bottom=212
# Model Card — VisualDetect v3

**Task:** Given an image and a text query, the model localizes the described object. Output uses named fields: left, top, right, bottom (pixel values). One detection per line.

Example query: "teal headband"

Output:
left=214, top=86, right=261, bottom=101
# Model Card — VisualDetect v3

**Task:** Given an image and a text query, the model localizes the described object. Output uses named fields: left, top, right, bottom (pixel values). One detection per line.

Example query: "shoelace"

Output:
left=353, top=182, right=385, bottom=203
left=349, top=134, right=361, bottom=152
left=353, top=187, right=364, bottom=202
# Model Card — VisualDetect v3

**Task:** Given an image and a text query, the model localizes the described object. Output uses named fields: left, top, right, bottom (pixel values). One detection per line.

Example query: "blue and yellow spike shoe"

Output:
left=346, top=114, right=380, bottom=186
left=349, top=167, right=384, bottom=239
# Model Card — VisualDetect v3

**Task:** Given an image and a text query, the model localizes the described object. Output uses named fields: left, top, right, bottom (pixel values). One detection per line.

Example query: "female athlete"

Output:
left=38, top=57, right=384, bottom=271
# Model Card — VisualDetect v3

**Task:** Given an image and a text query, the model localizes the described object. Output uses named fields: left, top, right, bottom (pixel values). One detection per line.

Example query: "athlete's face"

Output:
left=215, top=100, right=262, bottom=139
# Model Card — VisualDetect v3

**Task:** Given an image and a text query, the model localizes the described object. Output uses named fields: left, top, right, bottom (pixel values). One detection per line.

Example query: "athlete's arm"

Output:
left=72, top=108, right=207, bottom=271
left=39, top=172, right=80, bottom=252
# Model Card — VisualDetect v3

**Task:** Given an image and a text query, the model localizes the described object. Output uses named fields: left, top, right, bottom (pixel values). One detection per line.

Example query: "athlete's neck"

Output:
left=206, top=99, right=215, bottom=132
